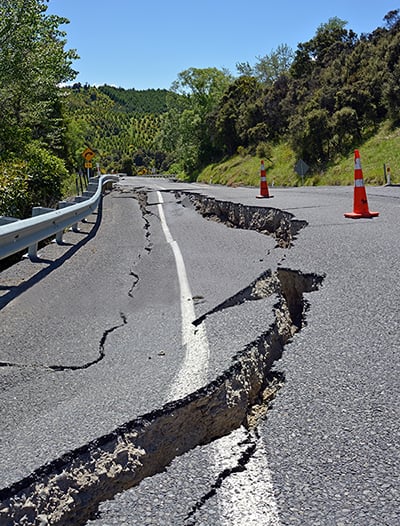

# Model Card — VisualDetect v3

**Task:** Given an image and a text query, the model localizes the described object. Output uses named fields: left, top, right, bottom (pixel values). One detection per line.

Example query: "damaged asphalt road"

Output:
left=1, top=178, right=399, bottom=525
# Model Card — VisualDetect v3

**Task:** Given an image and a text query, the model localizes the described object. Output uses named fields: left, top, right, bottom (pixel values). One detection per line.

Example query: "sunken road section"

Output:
left=0, top=194, right=324, bottom=525
left=177, top=191, right=307, bottom=248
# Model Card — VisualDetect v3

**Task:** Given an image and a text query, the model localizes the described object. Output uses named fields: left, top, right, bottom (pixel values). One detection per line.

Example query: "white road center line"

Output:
left=157, top=190, right=281, bottom=525
left=210, top=433, right=282, bottom=526
left=157, top=191, right=209, bottom=400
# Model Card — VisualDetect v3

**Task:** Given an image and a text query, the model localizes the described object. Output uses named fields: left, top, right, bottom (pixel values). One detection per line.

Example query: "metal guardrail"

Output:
left=0, top=174, right=119, bottom=262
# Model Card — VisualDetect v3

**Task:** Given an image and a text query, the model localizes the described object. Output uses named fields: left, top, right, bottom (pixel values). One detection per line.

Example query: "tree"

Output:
left=254, top=44, right=294, bottom=84
left=331, top=106, right=360, bottom=153
left=0, top=0, right=78, bottom=156
left=0, top=0, right=77, bottom=216
left=236, top=61, right=253, bottom=77
left=383, top=9, right=400, bottom=30
left=171, top=67, right=233, bottom=109
left=262, top=74, right=292, bottom=140
left=290, top=17, right=356, bottom=78
left=289, top=106, right=331, bottom=166
left=0, top=142, right=68, bottom=217
left=213, top=76, right=263, bottom=155
left=380, top=12, right=400, bottom=124
left=160, top=68, right=233, bottom=176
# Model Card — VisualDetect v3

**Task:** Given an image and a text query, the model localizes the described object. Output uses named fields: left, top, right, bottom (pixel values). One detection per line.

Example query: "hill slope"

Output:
left=197, top=122, right=400, bottom=187
left=98, top=85, right=169, bottom=113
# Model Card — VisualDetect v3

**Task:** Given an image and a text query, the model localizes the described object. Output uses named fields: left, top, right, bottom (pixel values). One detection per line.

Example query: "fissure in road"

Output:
left=0, top=312, right=128, bottom=372
left=184, top=428, right=259, bottom=525
left=0, top=189, right=324, bottom=525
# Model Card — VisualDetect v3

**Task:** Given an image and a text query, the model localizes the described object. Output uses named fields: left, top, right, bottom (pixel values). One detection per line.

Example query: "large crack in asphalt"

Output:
left=126, top=188, right=153, bottom=254
left=185, top=371, right=285, bottom=525
left=0, top=189, right=324, bottom=525
left=193, top=267, right=315, bottom=331
left=115, top=190, right=151, bottom=299
left=176, top=191, right=307, bottom=248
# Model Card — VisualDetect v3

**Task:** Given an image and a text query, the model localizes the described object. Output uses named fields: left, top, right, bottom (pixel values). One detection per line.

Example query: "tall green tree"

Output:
left=237, top=44, right=294, bottom=85
left=286, top=17, right=360, bottom=166
left=213, top=76, right=264, bottom=155
left=0, top=0, right=78, bottom=156
left=158, top=67, right=233, bottom=175
left=0, top=0, right=77, bottom=217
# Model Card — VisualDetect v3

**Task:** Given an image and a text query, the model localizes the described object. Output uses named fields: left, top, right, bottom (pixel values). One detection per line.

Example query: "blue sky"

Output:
left=47, top=0, right=399, bottom=90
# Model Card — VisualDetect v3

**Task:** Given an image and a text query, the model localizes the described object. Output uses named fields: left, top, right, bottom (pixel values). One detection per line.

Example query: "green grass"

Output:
left=196, top=122, right=400, bottom=187
left=62, top=173, right=79, bottom=198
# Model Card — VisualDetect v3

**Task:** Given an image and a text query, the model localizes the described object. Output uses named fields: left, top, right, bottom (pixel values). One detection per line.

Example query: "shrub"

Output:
left=256, top=141, right=272, bottom=160
left=0, top=160, right=29, bottom=218
left=25, top=142, right=68, bottom=209
left=0, top=143, right=69, bottom=218
left=237, top=146, right=247, bottom=157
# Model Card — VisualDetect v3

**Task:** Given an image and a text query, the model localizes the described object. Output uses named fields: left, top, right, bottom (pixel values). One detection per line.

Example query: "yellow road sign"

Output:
left=85, top=161, right=92, bottom=168
left=82, top=147, right=95, bottom=161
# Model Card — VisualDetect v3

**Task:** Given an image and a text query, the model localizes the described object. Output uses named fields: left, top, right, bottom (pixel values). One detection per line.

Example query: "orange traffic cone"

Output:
left=256, top=160, right=272, bottom=198
left=344, top=150, right=379, bottom=218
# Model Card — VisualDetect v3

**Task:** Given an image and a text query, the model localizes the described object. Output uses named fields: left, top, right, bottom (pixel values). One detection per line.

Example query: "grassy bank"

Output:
left=197, top=122, right=400, bottom=187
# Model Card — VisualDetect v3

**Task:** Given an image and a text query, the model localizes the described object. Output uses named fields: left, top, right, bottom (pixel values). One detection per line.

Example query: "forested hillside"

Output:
left=159, top=11, right=400, bottom=179
left=1, top=1, right=400, bottom=219
left=98, top=85, right=170, bottom=113
left=62, top=83, right=170, bottom=176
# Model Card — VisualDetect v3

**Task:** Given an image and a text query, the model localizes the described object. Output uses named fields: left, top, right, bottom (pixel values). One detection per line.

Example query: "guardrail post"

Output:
left=59, top=201, right=79, bottom=233
left=27, top=207, right=55, bottom=259
left=27, top=244, right=38, bottom=259
left=57, top=201, right=75, bottom=242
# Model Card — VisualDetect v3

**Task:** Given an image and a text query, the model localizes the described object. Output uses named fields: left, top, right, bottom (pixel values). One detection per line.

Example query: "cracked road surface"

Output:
left=1, top=178, right=399, bottom=525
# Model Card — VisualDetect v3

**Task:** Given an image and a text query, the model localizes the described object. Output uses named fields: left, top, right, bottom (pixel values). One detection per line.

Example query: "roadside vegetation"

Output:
left=1, top=1, right=400, bottom=219
left=197, top=123, right=400, bottom=187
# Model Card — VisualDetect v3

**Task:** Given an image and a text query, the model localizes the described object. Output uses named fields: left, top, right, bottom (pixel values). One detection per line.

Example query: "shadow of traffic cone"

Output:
left=344, top=150, right=379, bottom=218
left=256, top=160, right=273, bottom=198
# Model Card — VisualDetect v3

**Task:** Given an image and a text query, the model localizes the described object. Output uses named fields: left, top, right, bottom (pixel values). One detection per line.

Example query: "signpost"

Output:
left=295, top=159, right=309, bottom=185
left=82, top=148, right=95, bottom=182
